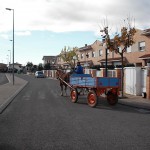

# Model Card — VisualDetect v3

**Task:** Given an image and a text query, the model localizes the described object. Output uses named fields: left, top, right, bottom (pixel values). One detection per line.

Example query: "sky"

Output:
left=0, top=0, right=150, bottom=65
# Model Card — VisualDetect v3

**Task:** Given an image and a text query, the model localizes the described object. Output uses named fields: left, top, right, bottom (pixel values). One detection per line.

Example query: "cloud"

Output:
left=0, top=0, right=150, bottom=33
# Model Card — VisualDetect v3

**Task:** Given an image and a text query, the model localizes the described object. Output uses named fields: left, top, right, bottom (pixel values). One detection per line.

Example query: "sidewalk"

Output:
left=118, top=94, right=150, bottom=110
left=0, top=74, right=150, bottom=113
left=0, top=73, right=28, bottom=113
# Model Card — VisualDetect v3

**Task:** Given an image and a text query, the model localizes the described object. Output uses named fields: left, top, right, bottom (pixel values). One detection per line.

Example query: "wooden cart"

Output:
left=70, top=74, right=120, bottom=107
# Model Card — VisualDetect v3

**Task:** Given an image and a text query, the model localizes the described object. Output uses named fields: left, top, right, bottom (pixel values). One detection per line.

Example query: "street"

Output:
left=0, top=74, right=150, bottom=150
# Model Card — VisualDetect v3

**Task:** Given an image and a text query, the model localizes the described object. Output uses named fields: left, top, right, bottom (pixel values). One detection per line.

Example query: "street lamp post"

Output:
left=8, top=50, right=11, bottom=65
left=100, top=27, right=109, bottom=77
left=6, top=8, right=15, bottom=85
left=6, top=55, right=9, bottom=66
left=105, top=48, right=108, bottom=77
left=73, top=56, right=77, bottom=69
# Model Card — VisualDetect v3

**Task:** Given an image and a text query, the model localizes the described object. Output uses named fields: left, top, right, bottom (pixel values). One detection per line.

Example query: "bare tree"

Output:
left=100, top=18, right=136, bottom=97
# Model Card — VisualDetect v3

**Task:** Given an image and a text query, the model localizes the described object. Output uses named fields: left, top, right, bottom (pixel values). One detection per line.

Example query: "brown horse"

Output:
left=56, top=69, right=71, bottom=96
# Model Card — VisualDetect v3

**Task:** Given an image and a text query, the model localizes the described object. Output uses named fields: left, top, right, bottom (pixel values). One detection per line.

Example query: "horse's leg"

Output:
left=78, top=88, right=84, bottom=95
left=60, top=84, right=63, bottom=96
left=65, top=85, right=67, bottom=96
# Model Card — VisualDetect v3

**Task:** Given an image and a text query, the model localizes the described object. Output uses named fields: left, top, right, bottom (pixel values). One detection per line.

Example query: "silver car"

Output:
left=35, top=71, right=45, bottom=78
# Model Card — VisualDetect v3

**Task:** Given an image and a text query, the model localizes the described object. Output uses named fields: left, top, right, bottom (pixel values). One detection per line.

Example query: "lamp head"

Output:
left=6, top=8, right=12, bottom=11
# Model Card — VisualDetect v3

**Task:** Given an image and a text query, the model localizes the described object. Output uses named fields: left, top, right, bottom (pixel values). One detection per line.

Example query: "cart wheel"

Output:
left=87, top=90, right=98, bottom=107
left=70, top=89, right=78, bottom=103
left=107, top=91, right=118, bottom=105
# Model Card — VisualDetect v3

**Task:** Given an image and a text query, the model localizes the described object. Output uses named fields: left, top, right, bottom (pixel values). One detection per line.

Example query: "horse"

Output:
left=56, top=69, right=71, bottom=96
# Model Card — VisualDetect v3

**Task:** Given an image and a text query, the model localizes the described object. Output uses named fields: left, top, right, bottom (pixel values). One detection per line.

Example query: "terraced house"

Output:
left=45, top=28, right=150, bottom=68
left=55, top=28, right=150, bottom=69
left=76, top=28, right=150, bottom=68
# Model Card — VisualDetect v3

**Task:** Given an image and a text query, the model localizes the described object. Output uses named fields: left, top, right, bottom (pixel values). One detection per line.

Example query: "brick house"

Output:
left=98, top=29, right=150, bottom=67
left=44, top=28, right=150, bottom=69
left=74, top=28, right=150, bottom=68
left=76, top=40, right=103, bottom=67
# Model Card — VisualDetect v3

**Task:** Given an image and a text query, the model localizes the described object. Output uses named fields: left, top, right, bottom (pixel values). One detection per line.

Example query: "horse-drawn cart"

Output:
left=70, top=74, right=120, bottom=107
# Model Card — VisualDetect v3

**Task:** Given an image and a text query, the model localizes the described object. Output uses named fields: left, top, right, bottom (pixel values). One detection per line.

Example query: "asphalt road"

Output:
left=0, top=74, right=150, bottom=150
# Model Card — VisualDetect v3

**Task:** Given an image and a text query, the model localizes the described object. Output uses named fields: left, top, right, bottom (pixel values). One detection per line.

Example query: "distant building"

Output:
left=42, top=56, right=56, bottom=65
left=42, top=56, right=57, bottom=69
left=0, top=63, right=7, bottom=72
left=9, top=62, right=22, bottom=70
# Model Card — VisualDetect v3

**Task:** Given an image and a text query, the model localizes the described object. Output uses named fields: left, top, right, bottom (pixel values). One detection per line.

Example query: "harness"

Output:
left=56, top=70, right=74, bottom=89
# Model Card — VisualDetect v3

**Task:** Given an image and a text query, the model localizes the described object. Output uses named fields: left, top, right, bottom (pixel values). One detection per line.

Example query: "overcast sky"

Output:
left=0, top=0, right=150, bottom=65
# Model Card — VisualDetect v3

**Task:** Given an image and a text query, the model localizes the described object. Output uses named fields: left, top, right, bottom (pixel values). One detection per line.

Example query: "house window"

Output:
left=81, top=53, right=84, bottom=59
left=118, top=47, right=122, bottom=53
left=86, top=53, right=89, bottom=58
left=139, top=41, right=145, bottom=51
left=92, top=51, right=95, bottom=57
left=127, top=46, right=131, bottom=53
left=99, top=49, right=103, bottom=56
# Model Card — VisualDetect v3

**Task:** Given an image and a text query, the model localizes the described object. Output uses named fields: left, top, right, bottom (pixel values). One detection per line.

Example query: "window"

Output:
left=139, top=41, right=145, bottom=51
left=86, top=53, right=89, bottom=58
left=92, top=51, right=95, bottom=57
left=81, top=53, right=84, bottom=59
left=118, top=47, right=122, bottom=53
left=99, top=49, right=103, bottom=56
left=127, top=46, right=131, bottom=53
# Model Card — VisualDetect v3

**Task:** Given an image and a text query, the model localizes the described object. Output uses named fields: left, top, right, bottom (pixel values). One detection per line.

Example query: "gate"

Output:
left=141, top=69, right=147, bottom=93
left=124, top=67, right=141, bottom=96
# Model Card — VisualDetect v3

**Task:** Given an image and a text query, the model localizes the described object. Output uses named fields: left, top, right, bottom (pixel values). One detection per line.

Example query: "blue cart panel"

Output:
left=70, top=74, right=120, bottom=88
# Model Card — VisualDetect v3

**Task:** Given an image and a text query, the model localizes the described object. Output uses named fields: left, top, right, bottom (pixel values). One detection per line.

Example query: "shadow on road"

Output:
left=64, top=95, right=150, bottom=114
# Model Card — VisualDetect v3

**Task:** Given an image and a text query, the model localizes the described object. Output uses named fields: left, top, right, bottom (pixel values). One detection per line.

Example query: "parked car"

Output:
left=35, top=71, right=45, bottom=78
